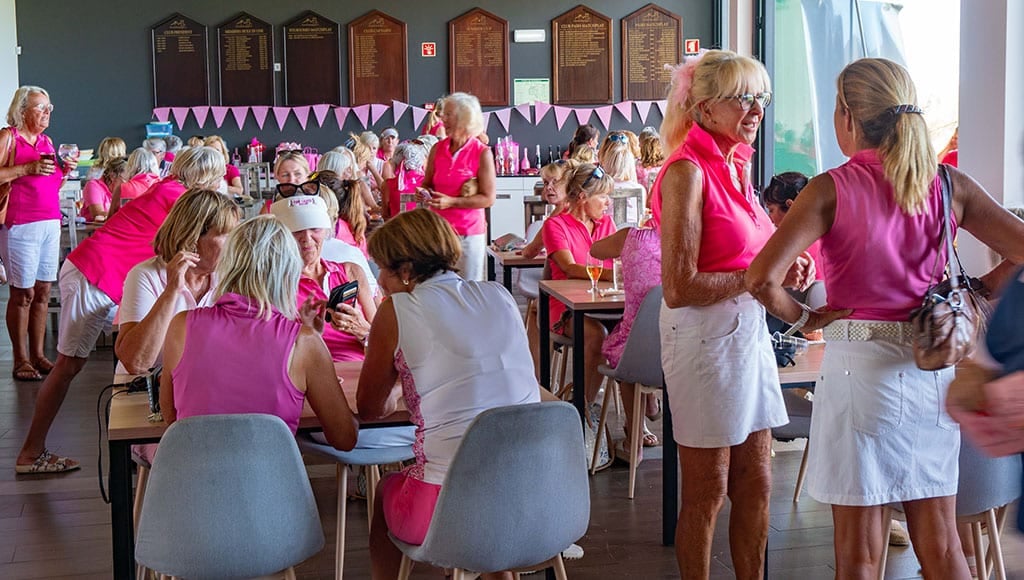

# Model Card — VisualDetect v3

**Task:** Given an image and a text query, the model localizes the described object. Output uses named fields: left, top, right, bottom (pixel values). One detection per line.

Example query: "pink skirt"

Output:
left=380, top=470, right=442, bottom=545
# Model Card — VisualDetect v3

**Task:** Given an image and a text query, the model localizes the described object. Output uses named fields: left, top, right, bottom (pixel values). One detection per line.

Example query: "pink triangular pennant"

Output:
left=515, top=103, right=532, bottom=124
left=411, top=107, right=428, bottom=130
left=534, top=102, right=552, bottom=125
left=191, top=106, right=209, bottom=129
left=293, top=106, right=311, bottom=130
left=594, top=106, right=613, bottom=130
left=573, top=108, right=592, bottom=126
left=272, top=107, right=291, bottom=131
left=482, top=111, right=491, bottom=132
left=391, top=100, right=409, bottom=123
left=370, top=104, right=389, bottom=126
left=312, top=104, right=331, bottom=128
left=352, top=105, right=370, bottom=129
left=553, top=106, right=573, bottom=130
left=613, top=101, right=633, bottom=123
left=170, top=107, right=190, bottom=130
left=655, top=100, right=668, bottom=118
left=153, top=107, right=170, bottom=122
left=250, top=106, right=269, bottom=130
left=230, top=107, right=248, bottom=130
left=495, top=108, right=512, bottom=133
left=334, top=107, right=350, bottom=130
left=210, top=107, right=229, bottom=128
left=635, top=101, right=653, bottom=124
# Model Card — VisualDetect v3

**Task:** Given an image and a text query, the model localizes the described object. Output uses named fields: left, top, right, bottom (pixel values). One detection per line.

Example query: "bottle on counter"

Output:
left=535, top=145, right=541, bottom=169
left=520, top=146, right=530, bottom=173
left=547, top=145, right=554, bottom=166
left=495, top=146, right=505, bottom=176
left=231, top=148, right=241, bottom=167
left=556, top=145, right=563, bottom=160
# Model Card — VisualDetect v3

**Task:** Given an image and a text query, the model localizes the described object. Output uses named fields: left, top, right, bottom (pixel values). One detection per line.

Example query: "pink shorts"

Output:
left=380, top=470, right=442, bottom=545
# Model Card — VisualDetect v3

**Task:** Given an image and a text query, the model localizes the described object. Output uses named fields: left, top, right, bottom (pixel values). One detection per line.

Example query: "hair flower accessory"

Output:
left=666, top=49, right=709, bottom=108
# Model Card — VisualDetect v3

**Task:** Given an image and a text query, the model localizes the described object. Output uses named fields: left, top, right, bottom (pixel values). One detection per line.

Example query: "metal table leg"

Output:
left=110, top=439, right=136, bottom=580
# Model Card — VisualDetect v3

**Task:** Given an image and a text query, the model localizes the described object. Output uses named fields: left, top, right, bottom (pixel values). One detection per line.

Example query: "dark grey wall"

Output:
left=15, top=1, right=713, bottom=155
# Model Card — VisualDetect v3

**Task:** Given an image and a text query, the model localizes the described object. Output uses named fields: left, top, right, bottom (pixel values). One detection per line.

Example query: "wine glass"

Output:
left=58, top=143, right=79, bottom=179
left=586, top=255, right=603, bottom=295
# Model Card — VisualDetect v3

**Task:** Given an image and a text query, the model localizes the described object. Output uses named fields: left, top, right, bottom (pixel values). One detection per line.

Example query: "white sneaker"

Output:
left=562, top=543, right=584, bottom=560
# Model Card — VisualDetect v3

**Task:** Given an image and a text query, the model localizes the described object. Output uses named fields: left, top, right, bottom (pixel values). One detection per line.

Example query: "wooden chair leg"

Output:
left=877, top=506, right=893, bottom=580
left=553, top=554, right=568, bottom=580
left=525, top=299, right=540, bottom=379
left=335, top=463, right=348, bottom=580
left=793, top=442, right=810, bottom=503
left=986, top=508, right=1007, bottom=580
left=972, top=521, right=987, bottom=580
left=284, top=567, right=297, bottom=580
left=397, top=555, right=413, bottom=580
left=628, top=384, right=644, bottom=499
left=613, top=381, right=622, bottom=418
left=590, top=381, right=615, bottom=474
left=367, top=464, right=381, bottom=527
left=987, top=505, right=1010, bottom=576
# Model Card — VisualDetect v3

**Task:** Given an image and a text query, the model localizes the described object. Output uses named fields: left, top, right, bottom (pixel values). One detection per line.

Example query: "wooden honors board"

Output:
left=449, top=8, right=509, bottom=106
left=348, top=10, right=408, bottom=106
left=284, top=11, right=341, bottom=105
left=622, top=4, right=681, bottom=101
left=151, top=13, right=209, bottom=107
left=552, top=6, right=613, bottom=105
left=217, top=12, right=274, bottom=106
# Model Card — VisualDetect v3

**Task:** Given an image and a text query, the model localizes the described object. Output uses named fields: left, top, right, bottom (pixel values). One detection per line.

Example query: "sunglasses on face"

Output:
left=729, top=92, right=772, bottom=111
left=276, top=179, right=320, bottom=198
left=581, top=166, right=606, bottom=190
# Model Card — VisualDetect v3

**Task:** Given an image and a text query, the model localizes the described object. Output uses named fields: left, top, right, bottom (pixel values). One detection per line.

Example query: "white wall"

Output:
left=0, top=0, right=17, bottom=116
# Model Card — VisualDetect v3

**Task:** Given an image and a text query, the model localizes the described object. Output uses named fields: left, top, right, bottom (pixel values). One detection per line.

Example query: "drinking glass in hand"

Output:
left=58, top=143, right=79, bottom=178
left=586, top=256, right=603, bottom=294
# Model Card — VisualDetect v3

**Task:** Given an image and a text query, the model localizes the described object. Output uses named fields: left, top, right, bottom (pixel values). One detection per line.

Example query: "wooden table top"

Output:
left=107, top=361, right=408, bottom=441
left=486, top=247, right=546, bottom=267
left=778, top=342, right=824, bottom=385
left=540, top=279, right=626, bottom=311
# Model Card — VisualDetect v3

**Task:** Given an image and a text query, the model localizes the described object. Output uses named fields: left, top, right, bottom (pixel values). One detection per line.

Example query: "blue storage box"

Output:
left=146, top=122, right=173, bottom=138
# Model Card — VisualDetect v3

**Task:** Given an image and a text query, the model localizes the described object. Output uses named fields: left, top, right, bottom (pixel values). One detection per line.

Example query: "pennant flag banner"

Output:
left=613, top=101, right=633, bottom=123
left=250, top=106, right=269, bottom=130
left=312, top=104, right=331, bottom=128
left=370, top=103, right=389, bottom=125
left=534, top=101, right=552, bottom=125
left=573, top=108, right=592, bottom=127
left=392, top=100, right=409, bottom=123
left=210, top=106, right=229, bottom=128
left=334, top=107, right=350, bottom=130
left=494, top=108, right=512, bottom=132
left=272, top=107, right=291, bottom=131
left=170, top=107, right=190, bottom=131
left=191, top=106, right=209, bottom=129
left=411, top=106, right=428, bottom=131
left=635, top=101, right=653, bottom=124
left=352, top=105, right=370, bottom=129
left=655, top=100, right=668, bottom=118
left=514, top=103, right=532, bottom=124
left=482, top=111, right=492, bottom=132
left=553, top=106, right=573, bottom=130
left=292, top=106, right=311, bottom=130
left=594, top=106, right=614, bottom=130
left=230, top=107, right=248, bottom=131
left=153, top=107, right=170, bottom=123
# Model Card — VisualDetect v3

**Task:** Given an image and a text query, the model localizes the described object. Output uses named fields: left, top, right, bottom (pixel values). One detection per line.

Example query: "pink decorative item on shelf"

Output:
left=246, top=138, right=265, bottom=163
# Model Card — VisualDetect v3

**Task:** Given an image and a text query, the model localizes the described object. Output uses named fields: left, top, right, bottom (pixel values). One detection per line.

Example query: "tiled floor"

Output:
left=2, top=282, right=1023, bottom=579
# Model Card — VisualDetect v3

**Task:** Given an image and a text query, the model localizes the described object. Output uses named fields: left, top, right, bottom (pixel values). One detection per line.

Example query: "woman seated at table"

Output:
left=80, top=156, right=127, bottom=222
left=360, top=209, right=540, bottom=578
left=542, top=162, right=616, bottom=406
left=271, top=195, right=376, bottom=362
left=314, top=169, right=368, bottom=257
left=109, top=148, right=160, bottom=215
left=520, top=159, right=577, bottom=259
left=203, top=135, right=243, bottom=195
left=318, top=149, right=377, bottom=214
left=160, top=215, right=358, bottom=451
left=380, top=142, right=428, bottom=220
left=115, top=189, right=240, bottom=374
left=637, top=128, right=664, bottom=192
left=84, top=136, right=126, bottom=182
left=590, top=225, right=662, bottom=457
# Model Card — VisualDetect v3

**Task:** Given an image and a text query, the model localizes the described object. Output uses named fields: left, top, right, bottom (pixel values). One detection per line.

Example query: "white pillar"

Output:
left=726, top=0, right=755, bottom=57
left=957, top=0, right=1024, bottom=272
left=0, top=0, right=18, bottom=104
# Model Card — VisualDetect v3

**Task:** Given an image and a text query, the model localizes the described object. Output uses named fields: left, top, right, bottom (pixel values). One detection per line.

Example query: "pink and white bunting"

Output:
left=292, top=106, right=311, bottom=130
left=655, top=100, right=668, bottom=118
left=494, top=108, right=512, bottom=132
left=352, top=105, right=370, bottom=129
left=334, top=107, right=350, bottom=130
left=613, top=101, right=633, bottom=123
left=153, top=107, right=170, bottom=123
left=250, top=106, right=269, bottom=130
left=635, top=101, right=653, bottom=124
left=391, top=100, right=409, bottom=123
left=514, top=103, right=532, bottom=124
left=411, top=106, right=428, bottom=130
left=534, top=101, right=552, bottom=126
left=370, top=104, right=389, bottom=126
left=312, top=104, right=331, bottom=128
left=210, top=106, right=229, bottom=129
left=553, top=106, right=573, bottom=130
left=191, top=106, right=209, bottom=129
left=481, top=111, right=492, bottom=132
left=230, top=107, right=248, bottom=131
left=170, top=107, right=190, bottom=130
left=594, top=106, right=614, bottom=130
left=573, top=108, right=592, bottom=127
left=272, top=107, right=291, bottom=131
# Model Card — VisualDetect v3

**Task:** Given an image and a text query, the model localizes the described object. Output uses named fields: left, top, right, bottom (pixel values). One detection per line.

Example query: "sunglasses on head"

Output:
left=581, top=166, right=606, bottom=190
left=608, top=133, right=628, bottom=144
left=276, top=179, right=320, bottom=198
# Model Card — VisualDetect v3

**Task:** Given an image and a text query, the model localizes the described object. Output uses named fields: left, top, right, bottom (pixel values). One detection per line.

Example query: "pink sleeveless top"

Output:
left=67, top=176, right=186, bottom=304
left=172, top=293, right=305, bottom=433
left=334, top=220, right=368, bottom=256
left=430, top=137, right=487, bottom=236
left=296, top=259, right=366, bottom=361
left=119, top=172, right=159, bottom=201
left=823, top=150, right=951, bottom=321
left=5, top=127, right=63, bottom=226
left=648, top=123, right=771, bottom=272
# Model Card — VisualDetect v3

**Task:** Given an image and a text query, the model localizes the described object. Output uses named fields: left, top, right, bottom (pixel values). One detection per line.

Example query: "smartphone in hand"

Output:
left=326, top=280, right=359, bottom=320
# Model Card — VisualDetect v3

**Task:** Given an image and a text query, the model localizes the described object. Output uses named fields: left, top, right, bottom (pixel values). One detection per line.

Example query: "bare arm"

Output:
left=158, top=312, right=188, bottom=425
left=589, top=227, right=630, bottom=260
left=951, top=167, right=1024, bottom=293
left=549, top=248, right=611, bottom=282
left=0, top=128, right=51, bottom=183
left=424, top=147, right=497, bottom=210
left=357, top=298, right=402, bottom=420
left=291, top=327, right=358, bottom=451
left=226, top=176, right=243, bottom=196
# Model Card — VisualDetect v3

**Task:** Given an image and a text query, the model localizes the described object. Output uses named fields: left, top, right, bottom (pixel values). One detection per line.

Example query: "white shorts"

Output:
left=457, top=234, right=486, bottom=281
left=56, top=261, right=117, bottom=358
left=660, top=293, right=788, bottom=448
left=0, top=219, right=61, bottom=288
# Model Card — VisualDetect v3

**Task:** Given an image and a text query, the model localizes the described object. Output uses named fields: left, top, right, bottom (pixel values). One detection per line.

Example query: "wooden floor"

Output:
left=2, top=284, right=1024, bottom=579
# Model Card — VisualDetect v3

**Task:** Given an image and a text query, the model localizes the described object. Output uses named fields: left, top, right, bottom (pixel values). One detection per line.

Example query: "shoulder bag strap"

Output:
left=937, top=164, right=960, bottom=293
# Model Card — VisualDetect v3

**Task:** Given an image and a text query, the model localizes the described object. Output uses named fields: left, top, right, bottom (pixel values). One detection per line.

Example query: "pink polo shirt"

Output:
left=648, top=124, right=772, bottom=272
left=429, top=137, right=487, bottom=236
left=224, top=164, right=240, bottom=187
left=119, top=173, right=159, bottom=201
left=334, top=220, right=368, bottom=257
left=5, top=127, right=63, bottom=226
left=541, top=212, right=616, bottom=325
left=67, top=176, right=186, bottom=304
left=296, top=259, right=366, bottom=361
left=79, top=179, right=111, bottom=221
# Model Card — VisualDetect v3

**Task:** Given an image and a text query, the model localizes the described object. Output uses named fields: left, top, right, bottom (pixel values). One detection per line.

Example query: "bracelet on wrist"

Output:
left=783, top=303, right=810, bottom=337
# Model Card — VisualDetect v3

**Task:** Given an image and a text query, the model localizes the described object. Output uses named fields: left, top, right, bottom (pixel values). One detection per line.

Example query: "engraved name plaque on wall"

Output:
left=449, top=8, right=509, bottom=106
left=622, top=4, right=681, bottom=101
left=284, top=11, right=341, bottom=105
left=151, top=13, right=209, bottom=107
left=552, top=6, right=613, bottom=105
left=348, top=10, right=408, bottom=106
left=217, top=13, right=274, bottom=106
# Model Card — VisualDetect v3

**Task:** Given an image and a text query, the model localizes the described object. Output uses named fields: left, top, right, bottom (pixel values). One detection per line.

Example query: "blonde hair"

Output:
left=6, top=86, right=49, bottom=128
left=661, top=50, right=770, bottom=152
left=101, top=157, right=129, bottom=187
left=424, top=96, right=446, bottom=131
left=837, top=58, right=936, bottom=215
left=153, top=188, right=240, bottom=262
left=368, top=209, right=462, bottom=282
left=316, top=170, right=366, bottom=244
left=540, top=159, right=579, bottom=186
left=317, top=150, right=356, bottom=178
left=598, top=134, right=639, bottom=183
left=95, top=137, right=127, bottom=171
left=570, top=144, right=596, bottom=164
left=566, top=162, right=614, bottom=203
left=216, top=215, right=301, bottom=320
left=349, top=132, right=376, bottom=169
left=442, top=92, right=484, bottom=138
left=170, top=146, right=226, bottom=190
left=126, top=147, right=159, bottom=177
left=639, top=133, right=665, bottom=167
left=202, top=135, right=230, bottom=165
left=273, top=151, right=310, bottom=180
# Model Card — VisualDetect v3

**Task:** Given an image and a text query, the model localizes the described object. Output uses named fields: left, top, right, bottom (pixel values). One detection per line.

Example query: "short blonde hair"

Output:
left=273, top=151, right=311, bottom=180
left=216, top=215, right=301, bottom=320
left=838, top=58, right=935, bottom=215
left=202, top=135, right=230, bottom=165
left=102, top=157, right=129, bottom=186
left=639, top=132, right=665, bottom=167
left=95, top=137, right=127, bottom=170
left=443, top=92, right=484, bottom=139
left=6, top=86, right=49, bottom=128
left=540, top=159, right=579, bottom=187
left=153, top=188, right=240, bottom=263
left=169, top=146, right=226, bottom=190
left=368, top=209, right=462, bottom=282
left=566, top=162, right=614, bottom=203
left=126, top=147, right=159, bottom=177
left=598, top=133, right=638, bottom=183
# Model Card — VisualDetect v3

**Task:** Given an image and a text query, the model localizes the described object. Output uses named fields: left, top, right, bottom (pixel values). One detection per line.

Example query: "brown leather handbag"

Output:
left=909, top=165, right=992, bottom=370
left=0, top=128, right=16, bottom=224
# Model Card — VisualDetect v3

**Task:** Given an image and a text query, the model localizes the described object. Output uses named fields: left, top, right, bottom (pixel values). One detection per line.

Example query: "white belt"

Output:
left=823, top=320, right=913, bottom=345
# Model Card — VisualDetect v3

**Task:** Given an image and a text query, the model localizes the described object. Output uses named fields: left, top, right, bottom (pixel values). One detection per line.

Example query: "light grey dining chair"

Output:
left=393, top=402, right=590, bottom=579
left=771, top=389, right=813, bottom=503
left=135, top=414, right=324, bottom=579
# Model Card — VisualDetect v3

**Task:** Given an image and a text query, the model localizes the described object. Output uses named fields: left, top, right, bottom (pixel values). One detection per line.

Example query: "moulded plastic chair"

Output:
left=593, top=285, right=663, bottom=497
left=771, top=390, right=813, bottom=503
left=135, top=414, right=324, bottom=579
left=297, top=429, right=415, bottom=580
left=393, top=402, right=590, bottom=579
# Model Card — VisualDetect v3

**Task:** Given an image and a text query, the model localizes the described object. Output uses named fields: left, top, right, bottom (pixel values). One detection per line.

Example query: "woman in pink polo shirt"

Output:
left=79, top=157, right=128, bottom=222
left=417, top=92, right=496, bottom=281
left=654, top=50, right=815, bottom=576
left=109, top=148, right=160, bottom=213
left=542, top=162, right=615, bottom=406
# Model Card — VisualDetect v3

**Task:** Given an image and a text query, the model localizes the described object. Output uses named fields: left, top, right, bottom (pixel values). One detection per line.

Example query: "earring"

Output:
left=402, top=279, right=409, bottom=286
